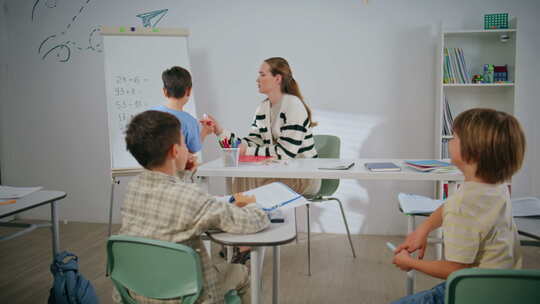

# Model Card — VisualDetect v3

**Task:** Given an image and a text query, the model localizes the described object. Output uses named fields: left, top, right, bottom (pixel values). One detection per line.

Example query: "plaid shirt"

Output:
left=116, top=170, right=270, bottom=304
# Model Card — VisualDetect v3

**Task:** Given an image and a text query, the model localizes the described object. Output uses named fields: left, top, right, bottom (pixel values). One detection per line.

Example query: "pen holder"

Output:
left=221, top=148, right=240, bottom=167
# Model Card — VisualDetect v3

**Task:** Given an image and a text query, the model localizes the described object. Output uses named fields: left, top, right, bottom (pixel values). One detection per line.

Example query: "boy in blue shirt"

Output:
left=152, top=66, right=212, bottom=153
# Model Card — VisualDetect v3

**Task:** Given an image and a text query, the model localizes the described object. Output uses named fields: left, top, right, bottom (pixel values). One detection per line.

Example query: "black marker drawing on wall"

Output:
left=136, top=9, right=168, bottom=28
left=35, top=0, right=101, bottom=63
left=31, top=0, right=57, bottom=21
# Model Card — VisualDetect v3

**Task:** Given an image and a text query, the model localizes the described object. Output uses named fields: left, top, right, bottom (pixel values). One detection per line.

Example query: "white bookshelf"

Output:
left=435, top=26, right=517, bottom=159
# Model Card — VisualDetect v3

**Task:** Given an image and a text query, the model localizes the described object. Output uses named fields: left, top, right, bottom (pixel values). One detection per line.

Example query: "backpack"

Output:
left=48, top=251, right=99, bottom=304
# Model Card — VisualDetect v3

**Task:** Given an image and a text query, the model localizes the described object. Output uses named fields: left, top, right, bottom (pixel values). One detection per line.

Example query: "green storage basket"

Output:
left=484, top=13, right=509, bottom=30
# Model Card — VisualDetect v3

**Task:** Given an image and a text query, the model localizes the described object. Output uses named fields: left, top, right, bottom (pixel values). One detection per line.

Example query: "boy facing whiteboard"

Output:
left=152, top=66, right=213, bottom=153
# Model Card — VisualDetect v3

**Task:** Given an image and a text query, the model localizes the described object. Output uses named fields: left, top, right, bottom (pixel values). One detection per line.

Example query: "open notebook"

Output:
left=216, top=182, right=308, bottom=212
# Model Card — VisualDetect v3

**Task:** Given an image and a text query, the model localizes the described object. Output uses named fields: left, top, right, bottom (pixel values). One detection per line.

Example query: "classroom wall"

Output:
left=1, top=0, right=539, bottom=235
left=0, top=0, right=7, bottom=183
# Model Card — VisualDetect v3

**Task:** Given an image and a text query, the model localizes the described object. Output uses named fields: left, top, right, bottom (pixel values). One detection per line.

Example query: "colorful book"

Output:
left=405, top=160, right=455, bottom=172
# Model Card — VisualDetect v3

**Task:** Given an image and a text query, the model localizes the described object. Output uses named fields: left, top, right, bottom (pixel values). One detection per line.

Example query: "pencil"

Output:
left=0, top=200, right=16, bottom=205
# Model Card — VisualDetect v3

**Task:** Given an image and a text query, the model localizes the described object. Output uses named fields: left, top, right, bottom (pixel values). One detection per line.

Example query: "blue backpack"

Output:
left=48, top=251, right=99, bottom=304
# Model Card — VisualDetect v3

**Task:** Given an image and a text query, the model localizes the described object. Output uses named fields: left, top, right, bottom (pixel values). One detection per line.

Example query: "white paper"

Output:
left=318, top=161, right=355, bottom=170
left=0, top=186, right=43, bottom=199
left=512, top=197, right=540, bottom=217
left=398, top=193, right=444, bottom=214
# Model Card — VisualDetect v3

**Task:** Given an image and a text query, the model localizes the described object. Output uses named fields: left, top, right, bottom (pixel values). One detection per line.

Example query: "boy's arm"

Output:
left=393, top=250, right=472, bottom=279
left=193, top=192, right=270, bottom=234
left=395, top=205, right=444, bottom=258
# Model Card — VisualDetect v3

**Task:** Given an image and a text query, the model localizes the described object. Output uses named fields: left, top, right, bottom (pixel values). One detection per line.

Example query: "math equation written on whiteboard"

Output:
left=113, top=75, right=151, bottom=131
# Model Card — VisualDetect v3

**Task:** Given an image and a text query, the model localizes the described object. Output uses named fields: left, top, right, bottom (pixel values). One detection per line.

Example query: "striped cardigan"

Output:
left=222, top=94, right=318, bottom=160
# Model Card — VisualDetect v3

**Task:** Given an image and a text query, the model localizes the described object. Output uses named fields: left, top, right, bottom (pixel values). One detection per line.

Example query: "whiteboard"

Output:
left=101, top=27, right=197, bottom=172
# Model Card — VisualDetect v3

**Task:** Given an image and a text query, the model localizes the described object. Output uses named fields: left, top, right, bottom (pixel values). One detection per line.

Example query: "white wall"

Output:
left=2, top=0, right=539, bottom=235
left=0, top=0, right=7, bottom=183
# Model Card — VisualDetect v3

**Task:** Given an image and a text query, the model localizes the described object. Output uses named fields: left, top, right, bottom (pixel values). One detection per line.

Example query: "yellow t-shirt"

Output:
left=443, top=181, right=522, bottom=269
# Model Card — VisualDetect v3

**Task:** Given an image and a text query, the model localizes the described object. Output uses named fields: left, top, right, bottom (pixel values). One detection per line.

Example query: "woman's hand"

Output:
left=239, top=143, right=247, bottom=156
left=233, top=193, right=256, bottom=208
left=392, top=250, right=414, bottom=271
left=395, top=227, right=429, bottom=259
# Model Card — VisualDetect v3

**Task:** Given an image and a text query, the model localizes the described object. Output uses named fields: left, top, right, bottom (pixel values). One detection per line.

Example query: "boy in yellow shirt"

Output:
left=391, top=108, right=526, bottom=303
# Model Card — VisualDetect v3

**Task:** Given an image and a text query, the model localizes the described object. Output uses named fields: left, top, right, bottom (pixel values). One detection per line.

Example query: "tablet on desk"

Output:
left=364, top=162, right=401, bottom=172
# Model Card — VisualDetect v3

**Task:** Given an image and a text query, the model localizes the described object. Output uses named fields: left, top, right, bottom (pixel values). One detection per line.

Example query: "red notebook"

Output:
left=239, top=155, right=273, bottom=163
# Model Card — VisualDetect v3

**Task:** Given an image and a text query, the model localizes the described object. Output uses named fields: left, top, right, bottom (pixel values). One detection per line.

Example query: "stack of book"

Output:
left=443, top=48, right=470, bottom=84
left=405, top=160, right=455, bottom=172
left=441, top=96, right=454, bottom=159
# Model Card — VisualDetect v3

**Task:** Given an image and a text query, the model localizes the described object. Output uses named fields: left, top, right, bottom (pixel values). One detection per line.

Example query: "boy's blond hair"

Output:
left=453, top=108, right=526, bottom=184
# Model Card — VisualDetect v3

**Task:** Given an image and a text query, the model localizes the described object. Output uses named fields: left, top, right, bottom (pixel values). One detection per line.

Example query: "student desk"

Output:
left=0, top=190, right=67, bottom=258
left=515, top=217, right=540, bottom=245
left=206, top=208, right=296, bottom=304
left=196, top=158, right=464, bottom=301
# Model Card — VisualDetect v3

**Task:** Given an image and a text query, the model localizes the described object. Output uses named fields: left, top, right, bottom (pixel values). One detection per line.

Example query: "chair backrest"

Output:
left=107, top=235, right=203, bottom=304
left=445, top=268, right=540, bottom=304
left=313, top=135, right=340, bottom=197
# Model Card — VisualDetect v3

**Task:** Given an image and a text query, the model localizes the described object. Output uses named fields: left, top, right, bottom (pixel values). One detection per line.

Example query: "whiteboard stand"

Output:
left=101, top=27, right=198, bottom=235
left=108, top=168, right=143, bottom=236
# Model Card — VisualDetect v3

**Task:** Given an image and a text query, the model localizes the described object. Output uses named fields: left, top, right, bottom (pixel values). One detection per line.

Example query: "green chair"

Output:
left=305, top=134, right=356, bottom=276
left=107, top=235, right=241, bottom=304
left=446, top=268, right=540, bottom=304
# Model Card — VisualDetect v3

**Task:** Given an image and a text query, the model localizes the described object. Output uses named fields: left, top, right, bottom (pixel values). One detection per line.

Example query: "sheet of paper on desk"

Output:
left=244, top=182, right=307, bottom=211
left=0, top=186, right=42, bottom=199
left=398, top=193, right=444, bottom=214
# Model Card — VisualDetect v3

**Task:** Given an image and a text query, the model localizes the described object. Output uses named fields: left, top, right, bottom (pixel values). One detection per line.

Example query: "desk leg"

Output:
left=273, top=246, right=280, bottom=304
left=251, top=247, right=264, bottom=304
left=406, top=215, right=415, bottom=295
left=108, top=177, right=119, bottom=236
left=51, top=200, right=60, bottom=257
left=436, top=181, right=458, bottom=260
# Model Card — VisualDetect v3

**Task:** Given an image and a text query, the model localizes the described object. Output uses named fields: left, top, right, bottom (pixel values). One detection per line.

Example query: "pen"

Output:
left=386, top=242, right=397, bottom=252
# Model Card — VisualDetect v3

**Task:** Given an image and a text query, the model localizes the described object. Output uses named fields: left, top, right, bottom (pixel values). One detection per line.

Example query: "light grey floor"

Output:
left=1, top=221, right=539, bottom=303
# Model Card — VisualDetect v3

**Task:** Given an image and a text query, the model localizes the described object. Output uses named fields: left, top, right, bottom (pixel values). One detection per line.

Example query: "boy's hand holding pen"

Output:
left=229, top=193, right=256, bottom=208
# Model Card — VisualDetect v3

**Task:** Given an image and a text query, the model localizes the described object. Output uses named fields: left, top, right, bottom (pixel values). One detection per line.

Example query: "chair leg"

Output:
left=328, top=197, right=356, bottom=258
left=294, top=207, right=299, bottom=244
left=306, top=204, right=311, bottom=276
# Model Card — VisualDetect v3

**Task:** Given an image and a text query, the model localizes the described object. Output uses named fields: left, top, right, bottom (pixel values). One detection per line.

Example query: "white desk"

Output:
left=196, top=158, right=463, bottom=181
left=197, top=158, right=464, bottom=301
left=207, top=209, right=296, bottom=304
left=0, top=190, right=67, bottom=257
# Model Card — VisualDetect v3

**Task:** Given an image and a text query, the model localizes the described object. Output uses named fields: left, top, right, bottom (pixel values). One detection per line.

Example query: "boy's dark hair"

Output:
left=162, top=66, right=192, bottom=99
left=453, top=108, right=526, bottom=184
left=125, top=110, right=181, bottom=169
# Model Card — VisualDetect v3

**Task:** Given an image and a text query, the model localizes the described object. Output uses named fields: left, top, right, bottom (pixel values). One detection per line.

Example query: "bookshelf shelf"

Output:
left=444, top=29, right=516, bottom=36
left=443, top=83, right=514, bottom=87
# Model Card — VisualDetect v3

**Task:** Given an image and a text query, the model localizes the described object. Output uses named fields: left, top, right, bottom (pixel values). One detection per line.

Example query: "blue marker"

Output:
left=229, top=196, right=235, bottom=203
